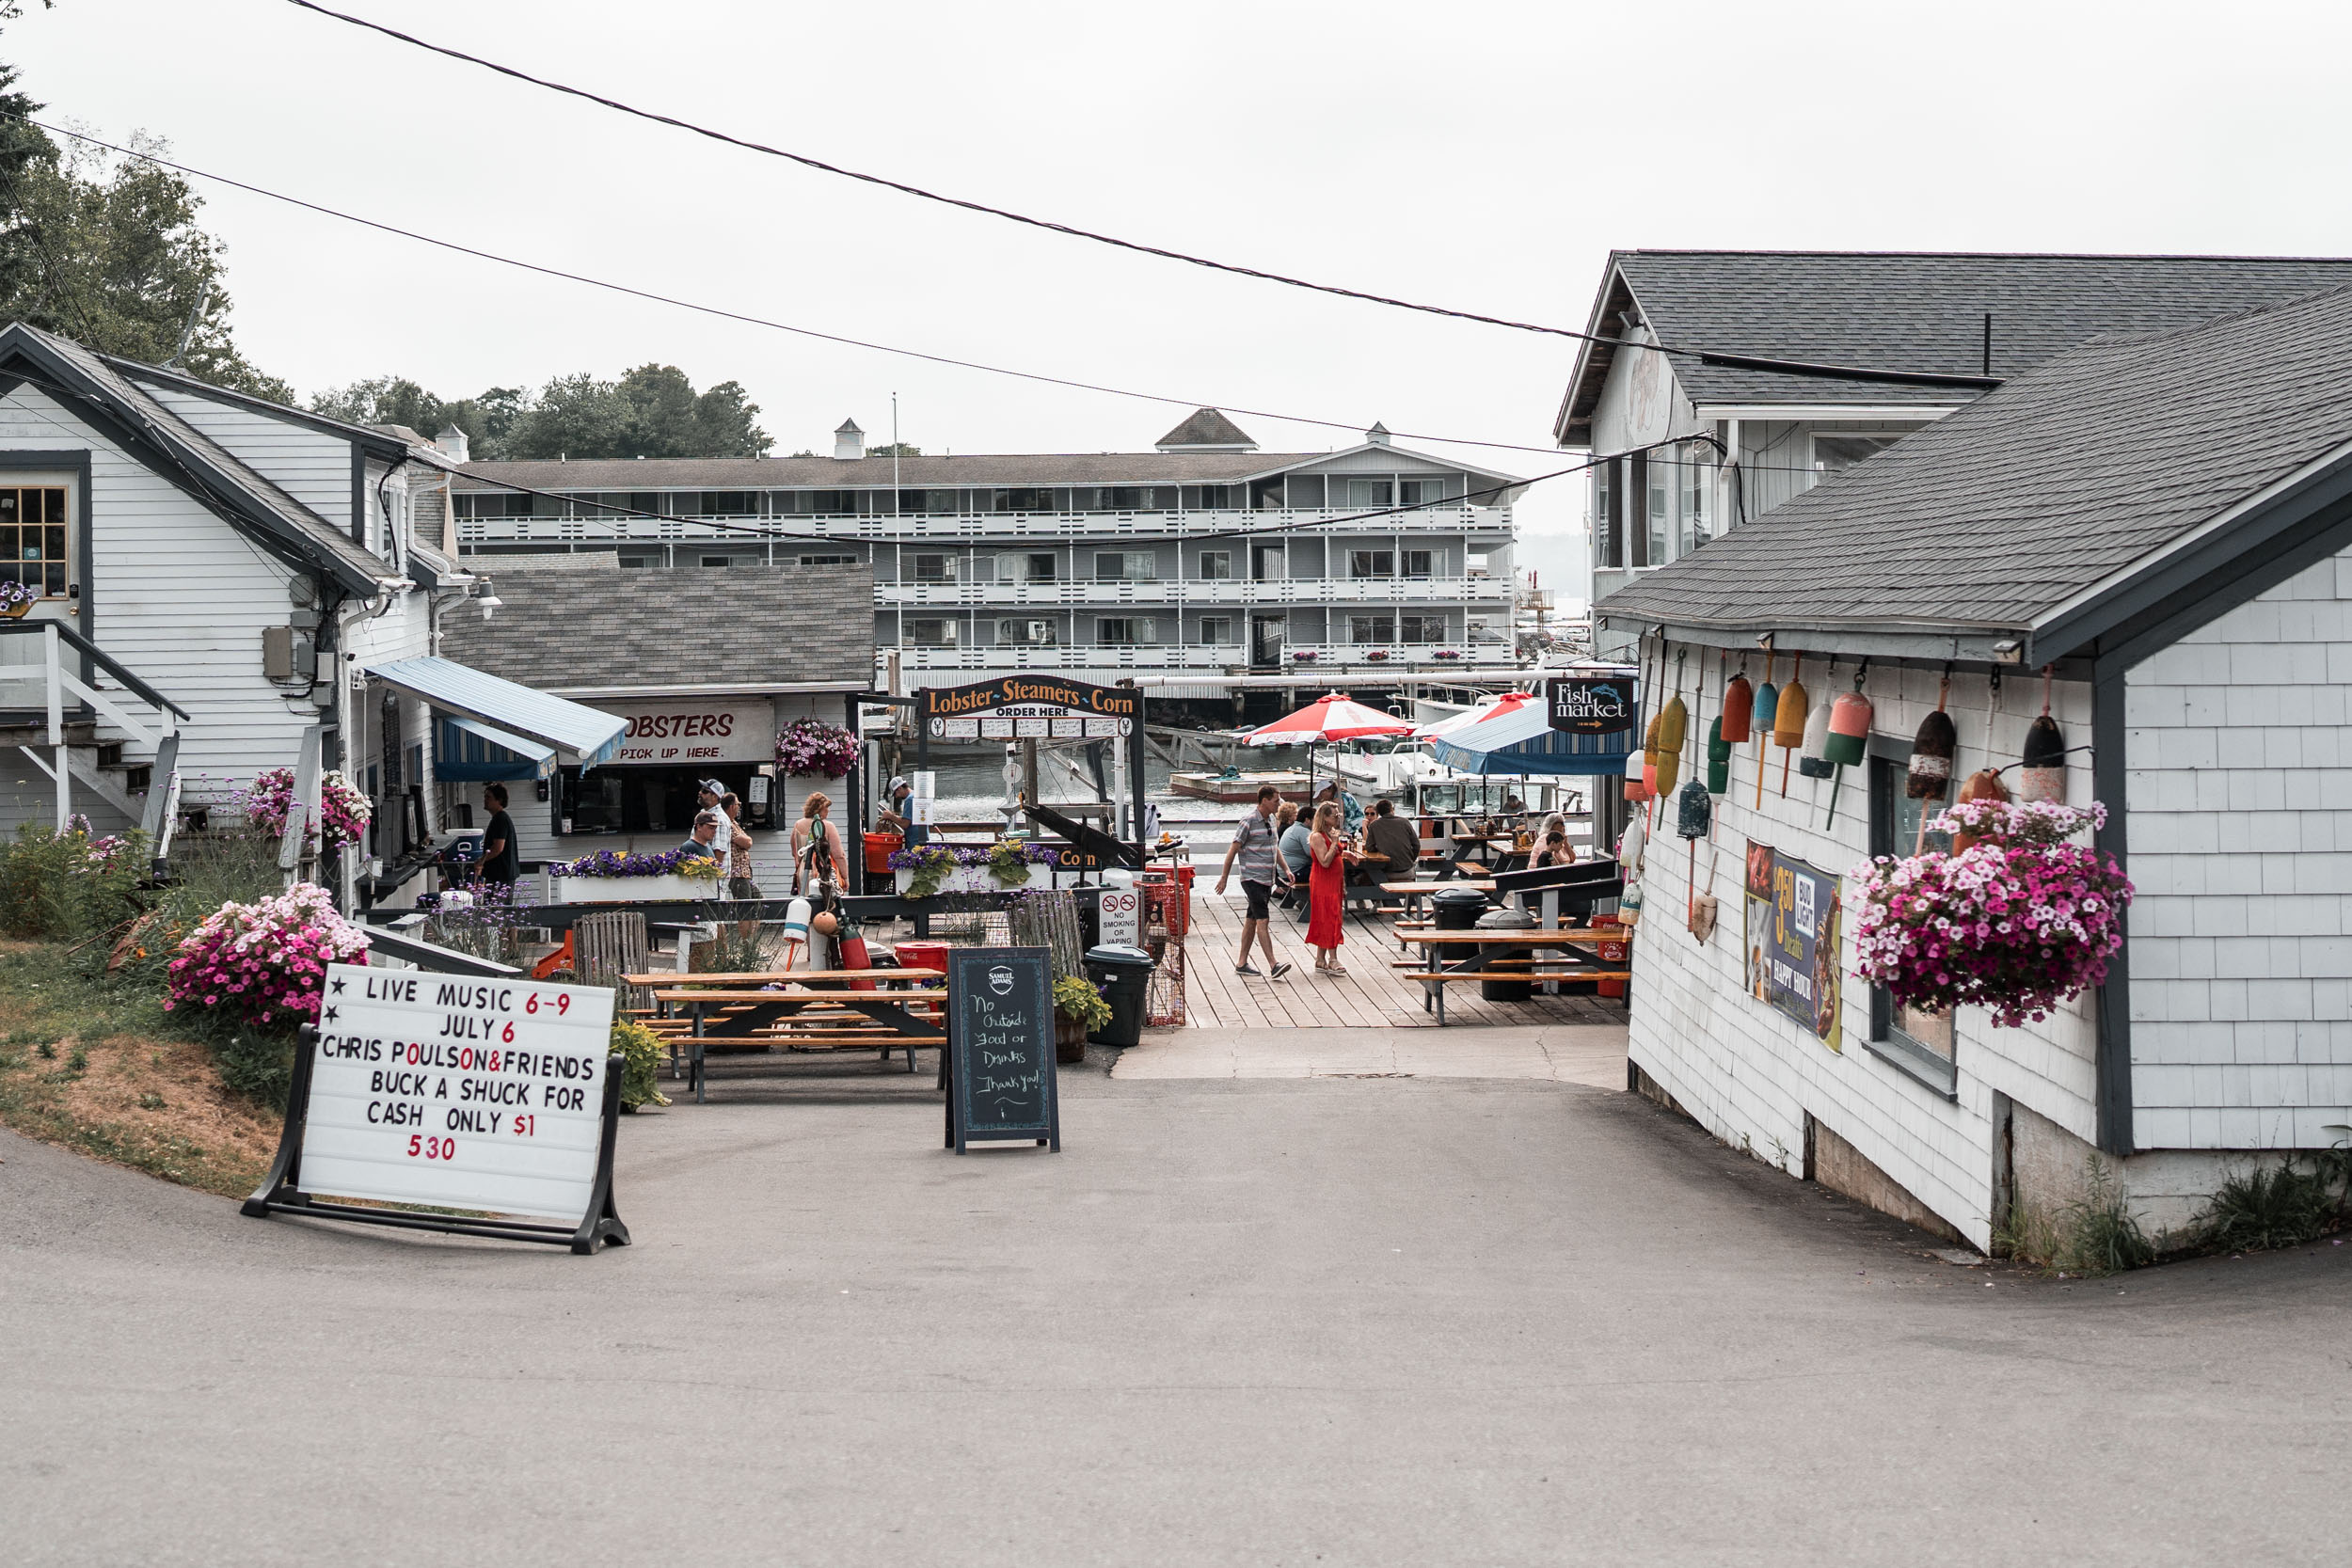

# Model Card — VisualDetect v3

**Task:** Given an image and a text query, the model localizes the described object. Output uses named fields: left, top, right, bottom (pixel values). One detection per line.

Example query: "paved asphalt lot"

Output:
left=5, top=1054, right=2348, bottom=1567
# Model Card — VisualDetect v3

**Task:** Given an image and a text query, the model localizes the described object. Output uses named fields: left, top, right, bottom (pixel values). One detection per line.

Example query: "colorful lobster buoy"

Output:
left=1825, top=689, right=1873, bottom=768
left=2020, top=667, right=2066, bottom=803
left=1772, top=670, right=1809, bottom=749
left=1909, top=675, right=1957, bottom=800
left=1721, top=672, right=1754, bottom=745
left=1797, top=694, right=1836, bottom=779
left=1706, top=714, right=1730, bottom=794
left=1623, top=749, right=1648, bottom=803
left=1951, top=768, right=2011, bottom=853
left=1655, top=692, right=1688, bottom=798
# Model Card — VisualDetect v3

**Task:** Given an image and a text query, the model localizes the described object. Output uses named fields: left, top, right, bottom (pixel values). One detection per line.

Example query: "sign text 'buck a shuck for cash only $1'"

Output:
left=244, top=964, right=629, bottom=1252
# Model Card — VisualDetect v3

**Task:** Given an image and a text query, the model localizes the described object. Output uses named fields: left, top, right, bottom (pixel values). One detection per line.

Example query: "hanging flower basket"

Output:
left=1851, top=800, right=2132, bottom=1029
left=775, top=717, right=859, bottom=778
left=0, top=580, right=36, bottom=619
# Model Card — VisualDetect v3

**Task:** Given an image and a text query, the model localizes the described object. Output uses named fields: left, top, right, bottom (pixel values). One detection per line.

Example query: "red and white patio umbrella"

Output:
left=1411, top=690, right=1539, bottom=740
left=1245, top=692, right=1416, bottom=747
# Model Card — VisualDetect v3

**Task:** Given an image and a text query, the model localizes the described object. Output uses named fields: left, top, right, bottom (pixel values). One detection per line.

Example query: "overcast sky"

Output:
left=16, top=0, right=2352, bottom=610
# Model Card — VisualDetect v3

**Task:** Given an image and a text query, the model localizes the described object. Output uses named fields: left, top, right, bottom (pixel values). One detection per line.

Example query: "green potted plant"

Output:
left=891, top=842, right=960, bottom=899
left=1052, top=974, right=1111, bottom=1063
left=985, top=837, right=1054, bottom=889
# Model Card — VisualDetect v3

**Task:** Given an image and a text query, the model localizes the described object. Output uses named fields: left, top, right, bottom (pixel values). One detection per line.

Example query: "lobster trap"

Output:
left=1140, top=876, right=1189, bottom=1026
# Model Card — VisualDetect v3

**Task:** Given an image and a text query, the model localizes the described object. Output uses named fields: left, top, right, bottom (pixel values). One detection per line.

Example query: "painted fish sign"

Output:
left=944, top=946, right=1060, bottom=1153
left=243, top=965, right=628, bottom=1253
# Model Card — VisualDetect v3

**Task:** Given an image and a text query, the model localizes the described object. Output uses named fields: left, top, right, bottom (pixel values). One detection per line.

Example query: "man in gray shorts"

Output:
left=1214, top=784, right=1291, bottom=979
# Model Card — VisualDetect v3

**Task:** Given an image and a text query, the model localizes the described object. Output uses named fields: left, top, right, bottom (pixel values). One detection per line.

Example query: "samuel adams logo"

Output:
left=1546, top=676, right=1637, bottom=736
left=987, top=965, right=1015, bottom=996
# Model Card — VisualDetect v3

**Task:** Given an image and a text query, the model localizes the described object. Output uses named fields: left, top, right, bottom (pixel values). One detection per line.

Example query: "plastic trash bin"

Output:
left=1083, top=942, right=1157, bottom=1049
left=1474, top=908, right=1535, bottom=1003
left=1432, top=887, right=1488, bottom=930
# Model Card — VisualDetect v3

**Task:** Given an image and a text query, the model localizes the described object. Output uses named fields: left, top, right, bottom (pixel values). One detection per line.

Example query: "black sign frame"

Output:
left=944, top=945, right=1060, bottom=1153
left=242, top=1026, right=630, bottom=1255
left=1547, top=675, right=1638, bottom=736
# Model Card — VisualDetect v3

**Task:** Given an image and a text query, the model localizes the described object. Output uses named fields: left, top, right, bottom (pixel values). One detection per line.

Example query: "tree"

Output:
left=4, top=132, right=293, bottom=402
left=309, top=375, right=525, bottom=457
left=868, top=441, right=921, bottom=457
left=503, top=365, right=771, bottom=460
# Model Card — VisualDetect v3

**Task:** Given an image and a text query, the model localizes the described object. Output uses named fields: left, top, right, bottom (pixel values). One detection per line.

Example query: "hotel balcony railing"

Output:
left=884, top=642, right=1519, bottom=673
left=876, top=576, right=1507, bottom=606
left=454, top=503, right=1510, bottom=546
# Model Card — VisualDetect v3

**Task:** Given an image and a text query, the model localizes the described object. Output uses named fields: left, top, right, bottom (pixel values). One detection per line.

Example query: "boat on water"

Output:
left=1168, top=768, right=1319, bottom=804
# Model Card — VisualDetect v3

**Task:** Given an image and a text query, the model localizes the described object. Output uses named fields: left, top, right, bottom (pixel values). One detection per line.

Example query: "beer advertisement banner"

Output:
left=1741, top=843, right=1842, bottom=1053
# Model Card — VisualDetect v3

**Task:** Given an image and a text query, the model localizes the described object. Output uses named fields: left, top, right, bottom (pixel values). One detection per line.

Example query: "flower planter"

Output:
left=551, top=873, right=723, bottom=904
left=894, top=864, right=1044, bottom=897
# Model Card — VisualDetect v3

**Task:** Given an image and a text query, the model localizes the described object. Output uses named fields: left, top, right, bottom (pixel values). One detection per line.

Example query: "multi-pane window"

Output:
left=1094, top=550, right=1156, bottom=582
left=1350, top=549, right=1395, bottom=578
left=911, top=553, right=959, bottom=583
left=1198, top=550, right=1233, bottom=579
left=1072, top=486, right=1175, bottom=513
left=1677, top=443, right=1713, bottom=557
left=1401, top=614, right=1445, bottom=642
left=1339, top=478, right=1393, bottom=507
left=1403, top=549, right=1435, bottom=578
left=1349, top=614, right=1396, bottom=643
left=1400, top=477, right=1457, bottom=506
left=1199, top=616, right=1235, bottom=644
left=1096, top=617, right=1156, bottom=645
left=1594, top=460, right=1620, bottom=569
left=994, top=618, right=1058, bottom=646
left=0, top=488, right=67, bottom=597
left=1646, top=456, right=1669, bottom=566
left=997, top=551, right=1057, bottom=583
left=1867, top=756, right=1958, bottom=1092
left=799, top=553, right=855, bottom=566
left=906, top=618, right=960, bottom=647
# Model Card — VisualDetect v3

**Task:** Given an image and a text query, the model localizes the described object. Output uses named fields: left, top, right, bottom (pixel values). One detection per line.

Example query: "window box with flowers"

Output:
left=547, top=846, right=724, bottom=903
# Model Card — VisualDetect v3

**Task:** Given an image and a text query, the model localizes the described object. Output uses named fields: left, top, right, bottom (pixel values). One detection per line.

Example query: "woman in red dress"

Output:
left=1306, top=800, right=1352, bottom=975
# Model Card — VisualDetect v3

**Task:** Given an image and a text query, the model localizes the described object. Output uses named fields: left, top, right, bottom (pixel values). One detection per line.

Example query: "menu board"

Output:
left=944, top=946, right=1059, bottom=1153
left=299, top=966, right=618, bottom=1217
left=1742, top=844, right=1842, bottom=1052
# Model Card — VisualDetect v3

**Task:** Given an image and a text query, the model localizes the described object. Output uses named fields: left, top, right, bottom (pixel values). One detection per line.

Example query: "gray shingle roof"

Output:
left=1595, top=286, right=2352, bottom=645
left=1558, top=250, right=2352, bottom=441
left=441, top=555, right=874, bottom=689
left=455, top=451, right=1309, bottom=491
left=1153, top=407, right=1257, bottom=450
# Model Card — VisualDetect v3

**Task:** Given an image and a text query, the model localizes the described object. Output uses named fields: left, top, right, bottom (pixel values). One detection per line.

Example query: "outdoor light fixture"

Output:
left=1992, top=639, right=2023, bottom=663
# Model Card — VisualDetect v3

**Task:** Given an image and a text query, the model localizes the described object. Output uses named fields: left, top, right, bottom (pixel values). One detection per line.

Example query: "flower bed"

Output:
left=1851, top=800, right=2132, bottom=1029
left=163, top=880, right=370, bottom=1030
left=548, top=845, right=723, bottom=904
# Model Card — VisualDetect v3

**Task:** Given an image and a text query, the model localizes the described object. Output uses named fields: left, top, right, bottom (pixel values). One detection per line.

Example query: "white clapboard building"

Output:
left=1596, top=286, right=2352, bottom=1248
left=0, top=322, right=624, bottom=903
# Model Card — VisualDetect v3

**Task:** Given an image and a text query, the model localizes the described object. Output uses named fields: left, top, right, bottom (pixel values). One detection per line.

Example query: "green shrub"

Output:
left=0, top=823, right=145, bottom=942
left=2200, top=1160, right=2344, bottom=1254
left=610, top=1018, right=670, bottom=1109
left=214, top=1029, right=296, bottom=1113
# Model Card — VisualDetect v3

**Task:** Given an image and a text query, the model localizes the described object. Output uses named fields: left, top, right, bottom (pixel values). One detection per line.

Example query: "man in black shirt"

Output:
left=479, top=784, right=520, bottom=890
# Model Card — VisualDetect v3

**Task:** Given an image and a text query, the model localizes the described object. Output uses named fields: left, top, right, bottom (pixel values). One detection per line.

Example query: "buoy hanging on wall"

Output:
left=1641, top=710, right=1661, bottom=797
left=1623, top=749, right=1648, bottom=803
left=1908, top=673, right=1957, bottom=800
left=1772, top=659, right=1809, bottom=749
left=1951, top=768, right=2011, bottom=854
left=2020, top=665, right=2066, bottom=803
left=1721, top=671, right=1754, bottom=744
left=1797, top=694, right=1836, bottom=778
left=1655, top=689, right=1688, bottom=798
left=1824, top=689, right=1873, bottom=768
left=1707, top=714, right=1730, bottom=794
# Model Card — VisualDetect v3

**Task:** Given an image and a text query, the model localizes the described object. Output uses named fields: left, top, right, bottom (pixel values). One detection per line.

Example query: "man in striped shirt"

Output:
left=1215, top=784, right=1292, bottom=980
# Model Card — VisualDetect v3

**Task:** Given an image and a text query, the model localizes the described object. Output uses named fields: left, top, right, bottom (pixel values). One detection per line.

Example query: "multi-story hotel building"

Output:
left=449, top=409, right=1527, bottom=689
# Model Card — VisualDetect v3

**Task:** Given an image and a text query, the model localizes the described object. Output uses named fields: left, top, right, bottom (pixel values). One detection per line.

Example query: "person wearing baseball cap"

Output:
left=695, top=779, right=725, bottom=811
left=877, top=774, right=927, bottom=847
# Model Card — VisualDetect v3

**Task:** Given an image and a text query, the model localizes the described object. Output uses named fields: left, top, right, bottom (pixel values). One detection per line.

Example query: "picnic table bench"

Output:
left=1395, top=928, right=1630, bottom=1024
left=629, top=967, right=946, bottom=1101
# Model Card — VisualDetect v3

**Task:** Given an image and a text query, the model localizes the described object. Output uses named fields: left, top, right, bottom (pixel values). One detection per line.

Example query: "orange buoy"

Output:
left=1721, top=672, right=1754, bottom=744
left=1824, top=689, right=1873, bottom=768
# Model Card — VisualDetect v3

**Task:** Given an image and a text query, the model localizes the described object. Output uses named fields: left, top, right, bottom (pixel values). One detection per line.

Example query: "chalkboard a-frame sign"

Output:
left=945, top=946, right=1060, bottom=1153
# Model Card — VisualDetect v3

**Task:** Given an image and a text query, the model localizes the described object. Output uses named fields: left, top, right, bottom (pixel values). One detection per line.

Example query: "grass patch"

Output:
left=0, top=938, right=280, bottom=1198
left=2198, top=1159, right=2347, bottom=1255
left=1996, top=1154, right=2156, bottom=1275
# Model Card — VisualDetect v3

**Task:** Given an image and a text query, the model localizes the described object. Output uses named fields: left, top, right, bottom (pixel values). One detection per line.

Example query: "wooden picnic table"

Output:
left=1396, top=927, right=1630, bottom=1024
left=637, top=967, right=946, bottom=1101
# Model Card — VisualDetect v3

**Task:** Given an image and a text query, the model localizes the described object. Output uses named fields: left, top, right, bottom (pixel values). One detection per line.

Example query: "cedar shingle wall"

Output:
left=2124, top=549, right=2352, bottom=1149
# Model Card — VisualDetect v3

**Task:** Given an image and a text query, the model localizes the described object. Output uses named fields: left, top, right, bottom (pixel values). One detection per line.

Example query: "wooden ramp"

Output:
left=1180, top=884, right=1623, bottom=1031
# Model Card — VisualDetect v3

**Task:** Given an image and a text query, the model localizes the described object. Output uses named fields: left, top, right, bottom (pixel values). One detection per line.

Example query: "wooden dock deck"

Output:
left=1177, top=882, right=1624, bottom=1031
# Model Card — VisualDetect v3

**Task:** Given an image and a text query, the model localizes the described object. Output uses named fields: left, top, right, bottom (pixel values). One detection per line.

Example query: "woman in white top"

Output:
left=790, top=792, right=849, bottom=896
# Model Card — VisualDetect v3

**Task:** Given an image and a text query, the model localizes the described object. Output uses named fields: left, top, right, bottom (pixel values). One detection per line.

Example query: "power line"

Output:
left=279, top=0, right=1614, bottom=347
left=8, top=111, right=1575, bottom=461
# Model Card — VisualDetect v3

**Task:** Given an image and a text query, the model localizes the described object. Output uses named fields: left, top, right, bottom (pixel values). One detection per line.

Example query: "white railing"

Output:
left=455, top=503, right=1512, bottom=546
left=887, top=642, right=1518, bottom=674
left=876, top=576, right=1508, bottom=607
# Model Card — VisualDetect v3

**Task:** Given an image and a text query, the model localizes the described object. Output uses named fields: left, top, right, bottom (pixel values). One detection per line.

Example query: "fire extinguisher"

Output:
left=838, top=914, right=876, bottom=991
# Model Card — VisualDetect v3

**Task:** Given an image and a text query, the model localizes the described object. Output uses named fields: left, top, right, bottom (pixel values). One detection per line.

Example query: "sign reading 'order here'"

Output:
left=300, top=964, right=617, bottom=1220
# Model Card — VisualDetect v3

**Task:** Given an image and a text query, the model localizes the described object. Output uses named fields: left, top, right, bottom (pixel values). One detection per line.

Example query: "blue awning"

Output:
left=1428, top=701, right=1636, bottom=777
left=366, top=656, right=628, bottom=768
left=435, top=715, right=557, bottom=782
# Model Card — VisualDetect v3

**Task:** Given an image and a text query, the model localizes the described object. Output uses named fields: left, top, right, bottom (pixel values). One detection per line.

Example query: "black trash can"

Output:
left=1083, top=942, right=1157, bottom=1049
left=1432, top=887, right=1488, bottom=930
left=1474, top=912, right=1535, bottom=1003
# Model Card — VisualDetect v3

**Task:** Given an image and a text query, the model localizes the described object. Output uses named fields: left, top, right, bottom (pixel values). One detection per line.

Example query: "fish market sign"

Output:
left=1547, top=676, right=1636, bottom=736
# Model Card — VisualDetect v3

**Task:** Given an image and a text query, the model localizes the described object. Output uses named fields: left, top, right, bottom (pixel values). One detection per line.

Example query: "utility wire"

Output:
left=273, top=0, right=2002, bottom=394
left=7, top=111, right=1575, bottom=460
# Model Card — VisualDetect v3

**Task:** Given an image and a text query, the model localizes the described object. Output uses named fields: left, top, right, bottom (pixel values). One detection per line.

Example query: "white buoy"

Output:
left=781, top=896, right=813, bottom=945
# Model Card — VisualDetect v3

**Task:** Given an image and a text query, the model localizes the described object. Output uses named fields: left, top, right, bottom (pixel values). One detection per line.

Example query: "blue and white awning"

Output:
left=1427, top=701, right=1636, bottom=777
left=435, top=715, right=557, bottom=783
left=366, top=656, right=628, bottom=769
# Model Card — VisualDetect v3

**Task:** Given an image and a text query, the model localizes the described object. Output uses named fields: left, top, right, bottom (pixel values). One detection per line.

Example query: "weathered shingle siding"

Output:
left=1627, top=649, right=2099, bottom=1250
left=2124, top=547, right=2352, bottom=1149
left=134, top=381, right=355, bottom=535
